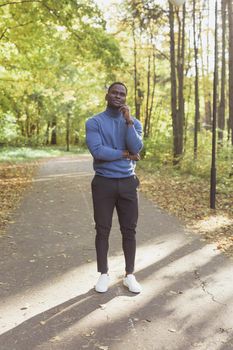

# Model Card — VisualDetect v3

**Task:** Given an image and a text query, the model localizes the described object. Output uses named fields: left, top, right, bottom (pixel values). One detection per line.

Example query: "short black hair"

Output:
left=107, top=82, right=128, bottom=94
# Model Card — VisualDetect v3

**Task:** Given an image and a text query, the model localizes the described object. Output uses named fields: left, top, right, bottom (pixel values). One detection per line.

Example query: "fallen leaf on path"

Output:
left=20, top=303, right=30, bottom=310
left=84, top=330, right=95, bottom=337
left=168, top=328, right=177, bottom=333
left=169, top=290, right=177, bottom=295
left=169, top=290, right=183, bottom=295
left=50, top=336, right=62, bottom=342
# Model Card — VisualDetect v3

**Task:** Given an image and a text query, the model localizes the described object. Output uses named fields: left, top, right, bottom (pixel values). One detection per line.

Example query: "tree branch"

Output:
left=154, top=47, right=170, bottom=61
left=0, top=0, right=41, bottom=7
left=0, top=28, right=7, bottom=40
left=0, top=21, right=34, bottom=40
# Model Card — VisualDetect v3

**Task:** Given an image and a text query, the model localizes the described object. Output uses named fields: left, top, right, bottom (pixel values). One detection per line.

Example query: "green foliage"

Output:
left=0, top=0, right=124, bottom=147
left=0, top=113, right=20, bottom=144
left=140, top=130, right=233, bottom=195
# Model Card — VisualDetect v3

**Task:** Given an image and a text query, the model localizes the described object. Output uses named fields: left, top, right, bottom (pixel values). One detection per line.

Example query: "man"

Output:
left=85, top=82, right=143, bottom=293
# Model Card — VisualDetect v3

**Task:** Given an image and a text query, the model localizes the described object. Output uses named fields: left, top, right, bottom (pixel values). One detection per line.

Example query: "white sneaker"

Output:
left=95, top=274, right=110, bottom=293
left=123, top=274, right=142, bottom=293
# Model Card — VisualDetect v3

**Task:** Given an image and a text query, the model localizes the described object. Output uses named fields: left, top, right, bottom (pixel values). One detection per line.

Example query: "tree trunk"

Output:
left=175, top=5, right=185, bottom=162
left=201, top=0, right=212, bottom=130
left=169, top=3, right=178, bottom=163
left=210, top=0, right=218, bottom=209
left=66, top=112, right=70, bottom=151
left=132, top=20, right=140, bottom=120
left=193, top=0, right=200, bottom=159
left=51, top=116, right=57, bottom=145
left=45, top=122, right=50, bottom=145
left=218, top=0, right=227, bottom=143
left=148, top=45, right=157, bottom=137
left=228, top=0, right=233, bottom=144
left=144, top=48, right=151, bottom=138
left=25, top=108, right=30, bottom=138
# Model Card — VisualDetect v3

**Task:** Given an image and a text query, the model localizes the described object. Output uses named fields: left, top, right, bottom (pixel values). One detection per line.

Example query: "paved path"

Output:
left=0, top=155, right=233, bottom=350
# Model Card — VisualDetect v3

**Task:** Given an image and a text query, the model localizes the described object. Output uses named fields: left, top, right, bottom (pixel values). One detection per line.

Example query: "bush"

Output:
left=0, top=113, right=20, bottom=145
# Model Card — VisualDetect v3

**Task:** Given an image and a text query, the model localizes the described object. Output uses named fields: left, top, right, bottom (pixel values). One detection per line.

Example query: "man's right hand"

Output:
left=122, top=151, right=140, bottom=161
left=128, top=153, right=140, bottom=161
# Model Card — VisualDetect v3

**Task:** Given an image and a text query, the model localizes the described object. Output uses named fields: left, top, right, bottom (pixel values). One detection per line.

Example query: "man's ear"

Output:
left=105, top=93, right=108, bottom=101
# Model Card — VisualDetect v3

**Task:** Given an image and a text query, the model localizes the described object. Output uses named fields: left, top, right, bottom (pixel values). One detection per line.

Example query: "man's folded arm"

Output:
left=125, top=119, right=143, bottom=154
left=86, top=119, right=124, bottom=161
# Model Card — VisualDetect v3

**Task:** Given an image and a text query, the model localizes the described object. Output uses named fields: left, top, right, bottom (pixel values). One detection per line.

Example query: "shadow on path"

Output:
left=1, top=156, right=233, bottom=350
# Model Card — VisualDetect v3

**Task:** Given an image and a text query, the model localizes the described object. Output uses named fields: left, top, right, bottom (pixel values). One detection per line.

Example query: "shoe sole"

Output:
left=95, top=287, right=108, bottom=293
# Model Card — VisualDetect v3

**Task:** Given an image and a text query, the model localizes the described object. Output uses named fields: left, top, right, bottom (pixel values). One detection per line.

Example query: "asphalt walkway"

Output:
left=0, top=155, right=233, bottom=350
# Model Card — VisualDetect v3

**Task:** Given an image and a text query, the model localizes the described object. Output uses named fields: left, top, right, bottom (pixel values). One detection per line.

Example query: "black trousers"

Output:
left=91, top=175, right=139, bottom=274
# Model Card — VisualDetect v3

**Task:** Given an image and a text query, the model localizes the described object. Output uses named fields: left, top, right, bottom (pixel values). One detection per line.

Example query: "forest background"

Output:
left=0, top=0, right=233, bottom=255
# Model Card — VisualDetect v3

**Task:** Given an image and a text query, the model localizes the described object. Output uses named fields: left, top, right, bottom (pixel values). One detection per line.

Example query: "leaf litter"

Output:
left=0, top=161, right=39, bottom=236
left=137, top=167, right=233, bottom=257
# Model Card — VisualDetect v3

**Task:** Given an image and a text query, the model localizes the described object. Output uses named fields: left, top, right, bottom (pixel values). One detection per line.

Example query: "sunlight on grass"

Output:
left=0, top=147, right=85, bottom=163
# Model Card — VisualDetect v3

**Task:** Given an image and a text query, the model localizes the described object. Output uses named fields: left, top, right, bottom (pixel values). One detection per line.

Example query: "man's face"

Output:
left=106, top=84, right=127, bottom=108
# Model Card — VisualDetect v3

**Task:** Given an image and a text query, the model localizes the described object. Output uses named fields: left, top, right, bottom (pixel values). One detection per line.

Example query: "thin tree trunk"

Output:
left=25, top=108, right=30, bottom=138
left=51, top=116, right=57, bottom=145
left=180, top=4, right=185, bottom=148
left=45, top=122, right=50, bottom=145
left=169, top=3, right=178, bottom=162
left=218, top=0, right=227, bottom=143
left=184, top=28, right=193, bottom=153
left=66, top=112, right=70, bottom=151
left=210, top=0, right=218, bottom=209
left=193, top=0, right=200, bottom=159
left=201, top=0, right=212, bottom=129
left=148, top=44, right=157, bottom=137
left=228, top=0, right=233, bottom=144
left=132, top=20, right=140, bottom=120
left=176, top=5, right=185, bottom=160
left=144, top=47, right=151, bottom=138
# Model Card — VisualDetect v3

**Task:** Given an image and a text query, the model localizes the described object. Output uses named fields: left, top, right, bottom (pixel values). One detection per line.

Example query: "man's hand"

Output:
left=123, top=151, right=140, bottom=161
left=119, top=105, right=133, bottom=124
left=122, top=150, right=130, bottom=158
left=128, top=153, right=140, bottom=161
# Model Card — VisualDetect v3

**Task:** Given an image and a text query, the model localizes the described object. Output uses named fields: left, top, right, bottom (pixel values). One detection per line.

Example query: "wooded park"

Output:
left=1, top=1, right=233, bottom=349
left=0, top=0, right=233, bottom=251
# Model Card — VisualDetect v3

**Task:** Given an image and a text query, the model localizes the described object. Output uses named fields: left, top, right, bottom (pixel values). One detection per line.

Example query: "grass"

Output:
left=0, top=146, right=87, bottom=163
